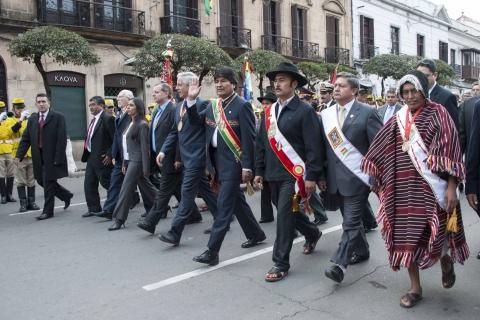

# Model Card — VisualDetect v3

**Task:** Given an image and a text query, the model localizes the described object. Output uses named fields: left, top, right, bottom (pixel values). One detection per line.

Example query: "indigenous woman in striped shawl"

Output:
left=361, top=70, right=469, bottom=308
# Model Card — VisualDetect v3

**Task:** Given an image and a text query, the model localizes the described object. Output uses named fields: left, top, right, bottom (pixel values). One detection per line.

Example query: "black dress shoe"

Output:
left=193, top=250, right=219, bottom=266
left=82, top=211, right=100, bottom=218
left=158, top=233, right=179, bottom=246
left=6, top=195, right=16, bottom=202
left=325, top=265, right=344, bottom=283
left=349, top=252, right=370, bottom=265
left=108, top=220, right=125, bottom=231
left=36, top=213, right=53, bottom=221
left=259, top=218, right=274, bottom=223
left=140, top=212, right=148, bottom=218
left=94, top=211, right=112, bottom=220
left=241, top=233, right=266, bottom=248
left=64, top=194, right=73, bottom=210
left=314, top=217, right=328, bottom=225
left=137, top=221, right=155, bottom=235
left=477, top=251, right=480, bottom=260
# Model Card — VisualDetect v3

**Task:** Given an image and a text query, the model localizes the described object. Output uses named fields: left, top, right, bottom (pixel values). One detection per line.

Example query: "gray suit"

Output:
left=377, top=103, right=402, bottom=124
left=320, top=100, right=383, bottom=267
left=112, top=120, right=157, bottom=222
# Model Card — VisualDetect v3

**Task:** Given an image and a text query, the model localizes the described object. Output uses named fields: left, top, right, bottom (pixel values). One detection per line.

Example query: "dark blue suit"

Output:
left=202, top=95, right=264, bottom=253
left=466, top=100, right=480, bottom=202
left=161, top=99, right=218, bottom=242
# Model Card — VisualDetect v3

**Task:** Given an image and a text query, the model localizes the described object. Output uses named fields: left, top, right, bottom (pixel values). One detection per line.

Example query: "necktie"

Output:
left=338, top=105, right=346, bottom=128
left=152, top=107, right=163, bottom=152
left=38, top=113, right=45, bottom=149
left=84, top=118, right=96, bottom=151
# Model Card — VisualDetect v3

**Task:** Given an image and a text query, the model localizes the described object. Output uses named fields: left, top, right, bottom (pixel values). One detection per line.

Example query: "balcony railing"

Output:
left=261, top=35, right=320, bottom=61
left=38, top=0, right=145, bottom=35
left=451, top=64, right=462, bottom=78
left=359, top=43, right=378, bottom=60
left=217, top=26, right=252, bottom=49
left=325, top=47, right=350, bottom=65
left=462, top=65, right=480, bottom=80
left=160, top=15, right=201, bottom=37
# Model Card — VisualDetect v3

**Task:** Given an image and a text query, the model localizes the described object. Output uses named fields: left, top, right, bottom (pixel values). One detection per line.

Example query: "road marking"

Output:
left=9, top=198, right=106, bottom=216
left=142, top=224, right=343, bottom=291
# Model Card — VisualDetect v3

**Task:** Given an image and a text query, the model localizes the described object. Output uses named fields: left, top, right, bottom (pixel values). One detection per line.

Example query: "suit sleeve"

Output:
left=458, top=102, right=467, bottom=153
left=445, top=93, right=460, bottom=132
left=16, top=119, right=32, bottom=160
left=54, top=114, right=68, bottom=165
left=239, top=102, right=256, bottom=171
left=255, top=114, right=266, bottom=177
left=466, top=102, right=480, bottom=195
left=187, top=99, right=209, bottom=126
left=366, top=108, right=383, bottom=145
left=140, top=123, right=150, bottom=176
left=160, top=123, right=178, bottom=156
left=105, top=116, right=116, bottom=158
left=303, top=107, right=325, bottom=181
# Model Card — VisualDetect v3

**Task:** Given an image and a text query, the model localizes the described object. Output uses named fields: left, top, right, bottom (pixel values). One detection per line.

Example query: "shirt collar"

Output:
left=158, top=100, right=170, bottom=112
left=94, top=110, right=103, bottom=120
left=338, top=99, right=355, bottom=113
left=428, top=82, right=437, bottom=96
left=277, top=95, right=295, bottom=109
left=222, top=92, right=236, bottom=106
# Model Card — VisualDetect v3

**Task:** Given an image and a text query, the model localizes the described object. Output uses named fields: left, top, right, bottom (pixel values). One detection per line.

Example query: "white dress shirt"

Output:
left=383, top=104, right=396, bottom=124
left=122, top=122, right=133, bottom=160
left=87, top=110, right=103, bottom=152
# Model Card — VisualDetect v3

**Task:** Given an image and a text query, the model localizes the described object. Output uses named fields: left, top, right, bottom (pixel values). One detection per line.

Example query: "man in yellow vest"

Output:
left=10, top=98, right=40, bottom=212
left=0, top=100, right=17, bottom=204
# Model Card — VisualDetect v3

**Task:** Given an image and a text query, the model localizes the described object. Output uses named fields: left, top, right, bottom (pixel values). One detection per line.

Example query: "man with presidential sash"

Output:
left=319, top=72, right=383, bottom=283
left=186, top=67, right=265, bottom=266
left=255, top=62, right=324, bottom=282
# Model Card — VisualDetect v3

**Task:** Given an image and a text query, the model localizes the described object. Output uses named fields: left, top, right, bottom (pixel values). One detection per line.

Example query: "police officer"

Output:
left=318, top=82, right=335, bottom=112
left=0, top=100, right=17, bottom=203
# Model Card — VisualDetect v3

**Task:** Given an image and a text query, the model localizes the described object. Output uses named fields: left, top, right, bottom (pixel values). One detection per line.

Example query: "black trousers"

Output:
left=37, top=175, right=72, bottom=216
left=270, top=179, right=320, bottom=271
left=207, top=179, right=264, bottom=253
left=144, top=171, right=201, bottom=226
left=260, top=181, right=274, bottom=221
left=84, top=160, right=111, bottom=212
left=330, top=192, right=370, bottom=267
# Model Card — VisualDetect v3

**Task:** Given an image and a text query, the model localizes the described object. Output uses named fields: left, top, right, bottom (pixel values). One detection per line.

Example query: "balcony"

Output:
left=261, top=35, right=320, bottom=61
left=217, top=26, right=252, bottom=50
left=160, top=15, right=201, bottom=37
left=451, top=64, right=462, bottom=78
left=359, top=43, right=378, bottom=60
left=462, top=65, right=480, bottom=81
left=38, top=0, right=145, bottom=35
left=325, top=47, right=350, bottom=65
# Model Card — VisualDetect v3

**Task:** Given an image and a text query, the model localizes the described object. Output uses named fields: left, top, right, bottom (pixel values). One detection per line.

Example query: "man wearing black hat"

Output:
left=187, top=67, right=265, bottom=265
left=255, top=62, right=324, bottom=282
left=417, top=59, right=459, bottom=130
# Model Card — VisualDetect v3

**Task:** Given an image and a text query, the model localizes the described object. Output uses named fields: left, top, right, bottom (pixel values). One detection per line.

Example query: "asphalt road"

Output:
left=1, top=175, right=479, bottom=320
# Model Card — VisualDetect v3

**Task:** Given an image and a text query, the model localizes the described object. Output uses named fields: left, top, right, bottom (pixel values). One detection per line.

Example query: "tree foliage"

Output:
left=133, top=34, right=234, bottom=85
left=236, top=49, right=291, bottom=96
left=8, top=26, right=100, bottom=98
left=297, top=62, right=328, bottom=90
left=433, top=59, right=456, bottom=86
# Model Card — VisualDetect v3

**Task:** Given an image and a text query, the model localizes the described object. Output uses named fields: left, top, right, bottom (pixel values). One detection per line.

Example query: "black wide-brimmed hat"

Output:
left=266, top=62, right=308, bottom=87
left=257, top=91, right=277, bottom=104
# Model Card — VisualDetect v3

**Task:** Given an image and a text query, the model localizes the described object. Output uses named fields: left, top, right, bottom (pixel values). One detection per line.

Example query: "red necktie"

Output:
left=84, top=118, right=96, bottom=151
left=38, top=113, right=45, bottom=149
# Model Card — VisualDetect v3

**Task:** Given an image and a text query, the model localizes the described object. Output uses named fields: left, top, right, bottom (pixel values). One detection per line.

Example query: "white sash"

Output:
left=396, top=106, right=447, bottom=210
left=320, top=106, right=371, bottom=187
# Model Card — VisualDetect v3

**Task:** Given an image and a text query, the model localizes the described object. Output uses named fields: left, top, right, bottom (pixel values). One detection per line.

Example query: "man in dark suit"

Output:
left=255, top=62, right=324, bottom=282
left=137, top=83, right=202, bottom=234
left=377, top=88, right=402, bottom=124
left=95, top=90, right=139, bottom=219
left=81, top=96, right=115, bottom=217
left=459, top=81, right=480, bottom=155
left=417, top=59, right=459, bottom=130
left=320, top=72, right=383, bottom=283
left=15, top=93, right=73, bottom=220
left=189, top=68, right=265, bottom=265
left=157, top=72, right=218, bottom=246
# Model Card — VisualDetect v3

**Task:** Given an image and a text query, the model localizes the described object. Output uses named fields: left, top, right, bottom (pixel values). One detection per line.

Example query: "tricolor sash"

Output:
left=396, top=106, right=447, bottom=210
left=265, top=104, right=307, bottom=197
left=320, top=106, right=371, bottom=187
left=211, top=98, right=242, bottom=161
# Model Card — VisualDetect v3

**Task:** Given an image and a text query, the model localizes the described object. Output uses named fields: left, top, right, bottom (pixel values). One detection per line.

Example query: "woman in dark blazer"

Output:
left=108, top=98, right=157, bottom=230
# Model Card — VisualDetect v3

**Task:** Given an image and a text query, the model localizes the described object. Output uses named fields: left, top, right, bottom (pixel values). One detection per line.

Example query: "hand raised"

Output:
left=187, top=78, right=202, bottom=100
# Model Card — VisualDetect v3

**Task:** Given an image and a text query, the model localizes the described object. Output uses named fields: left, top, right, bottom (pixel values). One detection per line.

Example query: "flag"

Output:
left=161, top=39, right=174, bottom=86
left=329, top=62, right=339, bottom=84
left=204, top=0, right=213, bottom=16
left=242, top=57, right=254, bottom=103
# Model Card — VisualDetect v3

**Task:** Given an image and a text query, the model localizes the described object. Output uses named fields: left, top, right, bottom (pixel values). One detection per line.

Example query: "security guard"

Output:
left=0, top=100, right=17, bottom=203
left=10, top=98, right=40, bottom=212
left=318, top=82, right=335, bottom=112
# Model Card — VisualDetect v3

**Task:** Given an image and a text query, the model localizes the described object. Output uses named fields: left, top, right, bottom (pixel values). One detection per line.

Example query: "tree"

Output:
left=133, top=34, right=234, bottom=85
left=236, top=49, right=291, bottom=96
left=362, top=54, right=416, bottom=96
left=434, top=59, right=456, bottom=86
left=297, top=62, right=328, bottom=91
left=8, top=26, right=100, bottom=98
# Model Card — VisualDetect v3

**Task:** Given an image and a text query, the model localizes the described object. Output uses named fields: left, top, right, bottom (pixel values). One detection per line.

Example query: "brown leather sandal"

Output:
left=265, top=267, right=288, bottom=282
left=399, top=292, right=423, bottom=308
left=441, top=255, right=456, bottom=289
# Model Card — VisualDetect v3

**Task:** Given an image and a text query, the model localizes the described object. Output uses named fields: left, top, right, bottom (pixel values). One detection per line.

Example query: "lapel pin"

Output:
left=229, top=111, right=232, bottom=114
left=350, top=114, right=354, bottom=118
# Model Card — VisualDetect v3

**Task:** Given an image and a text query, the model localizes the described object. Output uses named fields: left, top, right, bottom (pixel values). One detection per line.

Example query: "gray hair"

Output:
left=177, top=72, right=198, bottom=86
left=336, top=72, right=359, bottom=92
left=118, top=89, right=134, bottom=99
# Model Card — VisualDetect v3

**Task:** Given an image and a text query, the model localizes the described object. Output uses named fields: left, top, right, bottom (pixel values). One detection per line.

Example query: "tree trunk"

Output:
left=34, top=55, right=51, bottom=99
left=381, top=77, right=385, bottom=97
left=259, top=77, right=264, bottom=97
left=199, top=69, right=209, bottom=86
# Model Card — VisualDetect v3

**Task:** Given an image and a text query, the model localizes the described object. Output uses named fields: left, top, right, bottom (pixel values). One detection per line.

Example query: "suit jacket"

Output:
left=81, top=111, right=115, bottom=165
left=430, top=84, right=459, bottom=131
left=320, top=100, right=383, bottom=196
left=16, top=110, right=68, bottom=181
left=203, top=95, right=255, bottom=181
left=466, top=100, right=480, bottom=195
left=149, top=101, right=181, bottom=175
left=124, top=120, right=150, bottom=176
left=111, top=112, right=132, bottom=161
left=459, top=96, right=480, bottom=154
left=256, top=95, right=325, bottom=182
left=161, top=99, right=209, bottom=170
left=377, top=103, right=402, bottom=123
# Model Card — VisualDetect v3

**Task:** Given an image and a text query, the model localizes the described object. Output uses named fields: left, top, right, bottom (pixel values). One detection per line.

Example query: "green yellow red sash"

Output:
left=211, top=98, right=242, bottom=161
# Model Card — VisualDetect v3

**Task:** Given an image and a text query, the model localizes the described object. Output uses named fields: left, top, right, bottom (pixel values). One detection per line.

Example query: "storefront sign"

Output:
left=47, top=71, right=85, bottom=87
